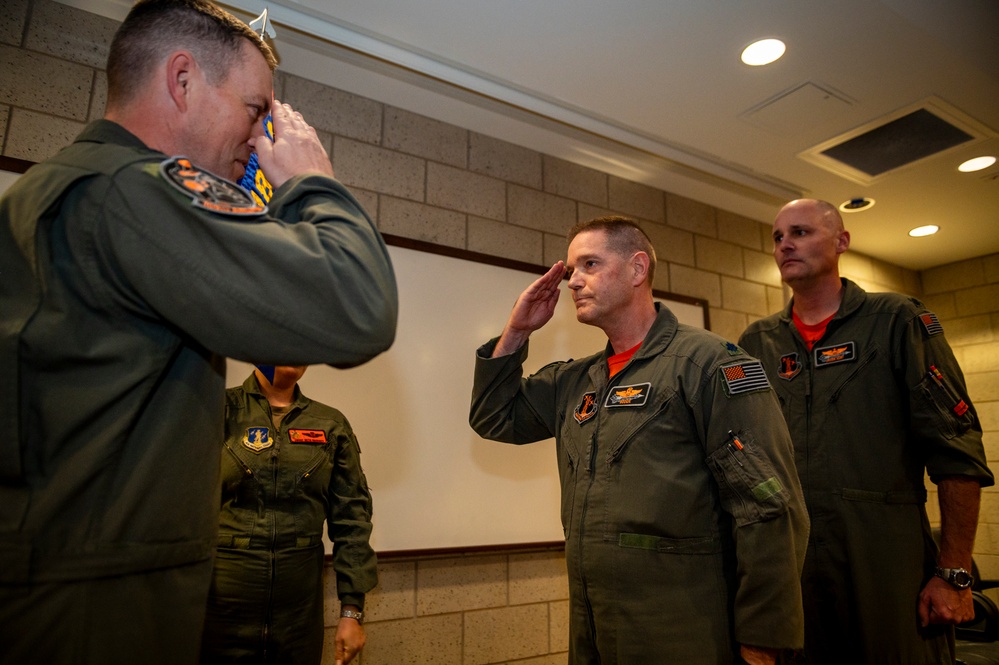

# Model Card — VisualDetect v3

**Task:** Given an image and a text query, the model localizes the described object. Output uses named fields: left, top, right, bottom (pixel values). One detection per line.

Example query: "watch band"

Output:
left=340, top=608, right=364, bottom=624
left=935, top=566, right=974, bottom=589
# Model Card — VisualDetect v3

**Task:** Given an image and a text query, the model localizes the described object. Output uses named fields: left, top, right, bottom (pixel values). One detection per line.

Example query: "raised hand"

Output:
left=251, top=99, right=334, bottom=187
left=492, top=261, right=565, bottom=357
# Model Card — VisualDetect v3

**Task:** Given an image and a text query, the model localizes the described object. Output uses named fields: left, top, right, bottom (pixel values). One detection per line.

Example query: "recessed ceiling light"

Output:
left=909, top=225, right=939, bottom=237
left=839, top=197, right=875, bottom=213
left=741, top=39, right=786, bottom=66
left=958, top=156, right=996, bottom=172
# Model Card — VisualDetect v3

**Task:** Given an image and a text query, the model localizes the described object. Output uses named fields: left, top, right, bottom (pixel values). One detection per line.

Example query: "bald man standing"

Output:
left=739, top=199, right=993, bottom=663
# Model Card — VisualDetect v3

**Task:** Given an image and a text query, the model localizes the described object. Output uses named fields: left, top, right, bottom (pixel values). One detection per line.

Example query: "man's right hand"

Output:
left=251, top=99, right=334, bottom=187
left=492, top=261, right=565, bottom=357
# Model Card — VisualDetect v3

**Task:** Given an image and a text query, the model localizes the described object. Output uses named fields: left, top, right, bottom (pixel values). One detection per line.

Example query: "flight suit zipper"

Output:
left=828, top=349, right=877, bottom=403
left=223, top=442, right=254, bottom=477
left=575, top=371, right=613, bottom=648
left=300, top=452, right=327, bottom=483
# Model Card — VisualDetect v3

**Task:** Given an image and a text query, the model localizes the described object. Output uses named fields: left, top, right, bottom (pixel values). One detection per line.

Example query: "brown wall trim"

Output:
left=381, top=232, right=711, bottom=329
left=0, top=155, right=34, bottom=174
left=372, top=540, right=566, bottom=562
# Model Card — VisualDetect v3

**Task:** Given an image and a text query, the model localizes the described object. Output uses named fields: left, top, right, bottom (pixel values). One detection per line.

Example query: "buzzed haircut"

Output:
left=106, top=0, right=277, bottom=108
left=568, top=216, right=657, bottom=284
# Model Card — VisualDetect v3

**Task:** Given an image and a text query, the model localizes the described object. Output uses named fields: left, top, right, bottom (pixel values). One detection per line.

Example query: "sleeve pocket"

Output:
left=706, top=432, right=790, bottom=526
left=911, top=373, right=975, bottom=440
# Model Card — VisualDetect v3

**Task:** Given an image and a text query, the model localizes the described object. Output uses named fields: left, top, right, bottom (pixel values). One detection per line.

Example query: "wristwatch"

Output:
left=935, top=566, right=974, bottom=589
left=340, top=608, right=364, bottom=624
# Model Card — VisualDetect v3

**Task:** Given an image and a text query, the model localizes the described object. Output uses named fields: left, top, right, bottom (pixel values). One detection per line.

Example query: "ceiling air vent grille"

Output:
left=820, top=108, right=971, bottom=177
left=799, top=97, right=990, bottom=185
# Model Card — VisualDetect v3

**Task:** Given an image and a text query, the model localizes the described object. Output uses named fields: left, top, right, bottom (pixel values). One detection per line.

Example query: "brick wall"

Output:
left=3, top=1, right=993, bottom=662
left=326, top=549, right=570, bottom=665
left=920, top=257, right=999, bottom=583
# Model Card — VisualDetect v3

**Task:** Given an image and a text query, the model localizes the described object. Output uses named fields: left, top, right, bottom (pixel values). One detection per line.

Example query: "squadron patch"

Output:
left=919, top=312, right=944, bottom=337
left=574, top=391, right=598, bottom=424
left=814, top=341, right=856, bottom=368
left=289, top=429, right=327, bottom=444
left=778, top=352, right=801, bottom=381
left=604, top=383, right=651, bottom=408
left=242, top=426, right=273, bottom=452
left=160, top=157, right=267, bottom=217
left=721, top=361, right=770, bottom=396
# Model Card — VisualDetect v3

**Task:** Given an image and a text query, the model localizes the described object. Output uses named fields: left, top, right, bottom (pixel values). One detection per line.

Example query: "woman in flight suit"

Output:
left=201, top=366, right=376, bottom=665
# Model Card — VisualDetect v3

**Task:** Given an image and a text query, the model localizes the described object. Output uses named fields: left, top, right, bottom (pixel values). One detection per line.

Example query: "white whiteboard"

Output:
left=228, top=242, right=706, bottom=552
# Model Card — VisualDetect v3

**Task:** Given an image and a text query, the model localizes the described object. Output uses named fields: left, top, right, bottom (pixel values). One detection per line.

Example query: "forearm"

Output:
left=937, top=475, right=981, bottom=568
left=740, top=644, right=778, bottom=665
left=492, top=326, right=531, bottom=358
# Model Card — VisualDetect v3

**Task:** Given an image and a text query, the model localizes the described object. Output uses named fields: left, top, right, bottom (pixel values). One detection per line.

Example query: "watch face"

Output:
left=937, top=567, right=974, bottom=589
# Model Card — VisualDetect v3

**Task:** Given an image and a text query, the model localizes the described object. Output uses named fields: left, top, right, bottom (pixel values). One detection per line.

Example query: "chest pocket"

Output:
left=605, top=385, right=678, bottom=464
left=824, top=344, right=880, bottom=404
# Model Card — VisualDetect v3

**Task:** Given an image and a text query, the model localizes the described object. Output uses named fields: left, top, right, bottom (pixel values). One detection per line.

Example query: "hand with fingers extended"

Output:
left=492, top=260, right=565, bottom=357
left=250, top=99, right=334, bottom=187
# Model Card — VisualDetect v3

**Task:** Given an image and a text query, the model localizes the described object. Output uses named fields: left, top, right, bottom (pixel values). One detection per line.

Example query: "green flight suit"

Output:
left=470, top=304, right=809, bottom=664
left=739, top=278, right=993, bottom=664
left=201, top=373, right=376, bottom=664
left=0, top=120, right=397, bottom=664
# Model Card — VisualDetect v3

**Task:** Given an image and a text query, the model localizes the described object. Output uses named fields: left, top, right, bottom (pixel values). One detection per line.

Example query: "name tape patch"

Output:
left=814, top=341, right=856, bottom=368
left=604, top=383, right=651, bottom=408
left=289, top=429, right=328, bottom=444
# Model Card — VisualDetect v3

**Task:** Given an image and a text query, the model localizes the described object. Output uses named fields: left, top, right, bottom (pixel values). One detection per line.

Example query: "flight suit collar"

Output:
left=628, top=302, right=680, bottom=361
left=585, top=303, right=677, bottom=393
left=75, top=119, right=151, bottom=151
left=779, top=278, right=868, bottom=325
left=241, top=372, right=309, bottom=411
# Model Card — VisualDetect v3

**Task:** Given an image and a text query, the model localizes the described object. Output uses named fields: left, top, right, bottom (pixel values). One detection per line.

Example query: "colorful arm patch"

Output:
left=160, top=157, right=266, bottom=217
left=919, top=312, right=944, bottom=336
left=720, top=360, right=771, bottom=396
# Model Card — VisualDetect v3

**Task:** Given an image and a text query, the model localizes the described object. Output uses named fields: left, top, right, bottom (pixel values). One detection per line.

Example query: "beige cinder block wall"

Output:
left=3, top=1, right=994, bottom=662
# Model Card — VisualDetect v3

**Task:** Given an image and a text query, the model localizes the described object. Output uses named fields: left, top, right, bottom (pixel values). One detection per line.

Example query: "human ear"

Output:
left=836, top=230, right=851, bottom=254
left=632, top=252, right=651, bottom=285
left=165, top=51, right=196, bottom=112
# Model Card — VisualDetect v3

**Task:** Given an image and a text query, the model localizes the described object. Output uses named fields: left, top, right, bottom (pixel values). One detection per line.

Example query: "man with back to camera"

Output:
left=470, top=216, right=809, bottom=664
left=738, top=198, right=993, bottom=663
left=0, top=1, right=397, bottom=663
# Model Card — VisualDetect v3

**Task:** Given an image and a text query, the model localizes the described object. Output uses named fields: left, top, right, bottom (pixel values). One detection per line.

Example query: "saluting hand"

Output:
left=251, top=99, right=334, bottom=188
left=492, top=261, right=565, bottom=357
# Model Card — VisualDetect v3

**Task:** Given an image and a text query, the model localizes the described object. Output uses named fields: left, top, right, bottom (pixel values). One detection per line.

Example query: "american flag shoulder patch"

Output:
left=720, top=360, right=771, bottom=396
left=919, top=312, right=944, bottom=336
